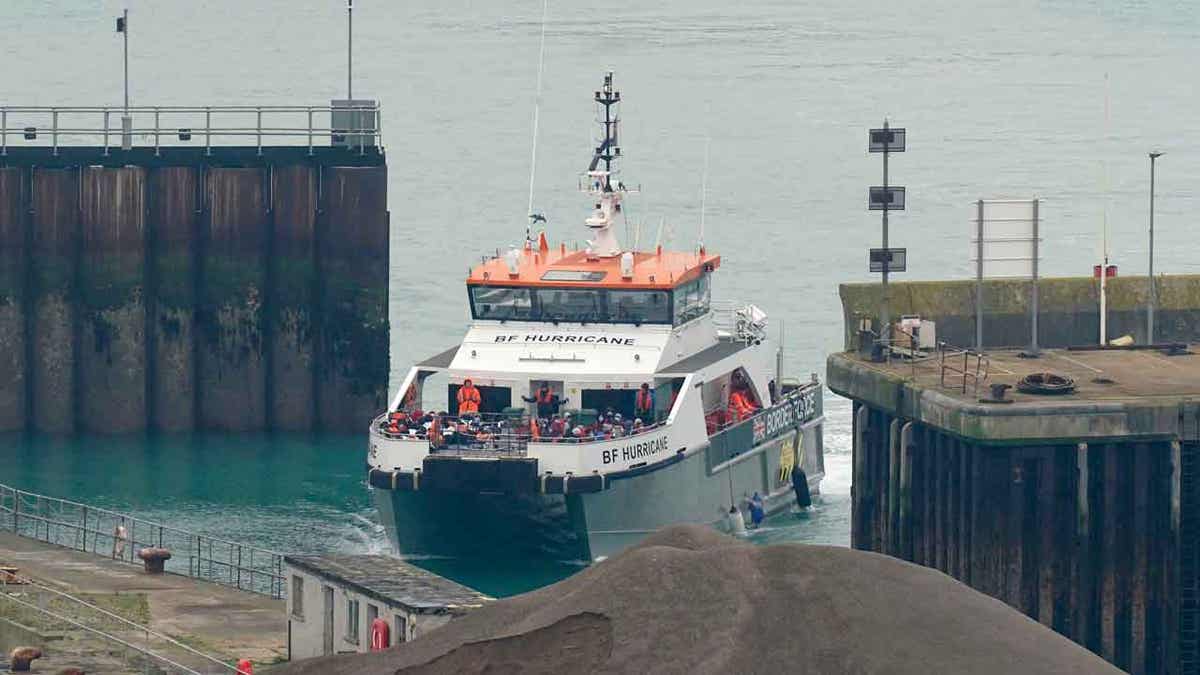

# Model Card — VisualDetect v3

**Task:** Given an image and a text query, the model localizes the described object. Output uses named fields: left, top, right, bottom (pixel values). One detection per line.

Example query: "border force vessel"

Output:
left=367, top=73, right=824, bottom=562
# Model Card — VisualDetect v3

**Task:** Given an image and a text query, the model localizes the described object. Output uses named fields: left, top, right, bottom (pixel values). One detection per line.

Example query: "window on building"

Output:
left=395, top=615, right=408, bottom=644
left=291, top=575, right=304, bottom=618
left=346, top=598, right=360, bottom=644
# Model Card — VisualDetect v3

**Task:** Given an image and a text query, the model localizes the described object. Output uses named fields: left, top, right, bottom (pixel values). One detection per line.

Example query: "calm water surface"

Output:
left=1, top=0, right=1197, bottom=595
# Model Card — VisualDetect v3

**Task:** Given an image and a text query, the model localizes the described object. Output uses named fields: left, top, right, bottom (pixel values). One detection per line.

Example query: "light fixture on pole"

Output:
left=1148, top=151, right=1163, bottom=344
left=867, top=122, right=907, bottom=360
left=116, top=9, right=132, bottom=150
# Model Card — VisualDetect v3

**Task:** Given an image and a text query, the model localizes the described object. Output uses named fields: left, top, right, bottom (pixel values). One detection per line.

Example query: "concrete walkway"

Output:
left=0, top=530, right=286, bottom=672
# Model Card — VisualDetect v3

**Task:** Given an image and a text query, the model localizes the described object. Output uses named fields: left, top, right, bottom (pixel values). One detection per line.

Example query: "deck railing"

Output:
left=0, top=103, right=383, bottom=157
left=0, top=483, right=284, bottom=599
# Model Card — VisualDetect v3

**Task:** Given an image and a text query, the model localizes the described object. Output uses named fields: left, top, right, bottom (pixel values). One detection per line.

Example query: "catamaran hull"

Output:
left=374, top=426, right=824, bottom=563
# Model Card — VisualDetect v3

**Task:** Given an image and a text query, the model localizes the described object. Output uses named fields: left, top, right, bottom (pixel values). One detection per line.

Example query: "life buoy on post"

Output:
left=236, top=658, right=253, bottom=674
left=370, top=617, right=390, bottom=651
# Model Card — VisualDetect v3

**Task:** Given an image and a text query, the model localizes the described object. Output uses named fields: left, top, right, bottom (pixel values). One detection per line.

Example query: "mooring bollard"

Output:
left=8, top=646, right=43, bottom=671
left=137, top=547, right=172, bottom=574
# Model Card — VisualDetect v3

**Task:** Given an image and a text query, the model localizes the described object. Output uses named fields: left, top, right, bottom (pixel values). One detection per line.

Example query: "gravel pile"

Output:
left=277, top=525, right=1118, bottom=674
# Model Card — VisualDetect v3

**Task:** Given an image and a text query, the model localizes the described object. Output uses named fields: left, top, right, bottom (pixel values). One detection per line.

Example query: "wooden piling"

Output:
left=269, top=165, right=318, bottom=432
left=78, top=166, right=147, bottom=433
left=316, top=166, right=389, bottom=431
left=147, top=166, right=199, bottom=432
left=0, top=168, right=27, bottom=431
left=198, top=168, right=268, bottom=431
left=30, top=168, right=80, bottom=434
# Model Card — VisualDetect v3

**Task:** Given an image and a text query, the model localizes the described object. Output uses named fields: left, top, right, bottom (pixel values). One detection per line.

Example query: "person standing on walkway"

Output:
left=457, top=379, right=482, bottom=414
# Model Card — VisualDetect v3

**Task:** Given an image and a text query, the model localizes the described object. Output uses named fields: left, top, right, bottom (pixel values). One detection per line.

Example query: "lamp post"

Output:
left=116, top=9, right=131, bottom=149
left=1148, top=151, right=1163, bottom=344
left=347, top=0, right=354, bottom=102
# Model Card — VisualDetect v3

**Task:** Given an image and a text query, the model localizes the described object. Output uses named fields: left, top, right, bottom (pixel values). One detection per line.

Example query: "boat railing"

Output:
left=372, top=410, right=669, bottom=450
left=0, top=482, right=285, bottom=600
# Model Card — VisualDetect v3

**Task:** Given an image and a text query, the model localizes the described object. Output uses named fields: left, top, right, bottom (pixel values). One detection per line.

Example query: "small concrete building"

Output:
left=284, top=554, right=490, bottom=660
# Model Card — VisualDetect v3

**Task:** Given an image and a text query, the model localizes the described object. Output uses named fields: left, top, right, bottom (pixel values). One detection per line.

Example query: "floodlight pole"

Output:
left=121, top=8, right=131, bottom=150
left=122, top=9, right=129, bottom=116
left=880, top=119, right=890, bottom=344
left=1148, top=151, right=1163, bottom=344
left=976, top=200, right=984, bottom=351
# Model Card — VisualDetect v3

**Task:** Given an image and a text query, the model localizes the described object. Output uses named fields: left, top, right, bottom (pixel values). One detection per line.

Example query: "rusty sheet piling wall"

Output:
left=841, top=276, right=1200, bottom=349
left=0, top=148, right=388, bottom=434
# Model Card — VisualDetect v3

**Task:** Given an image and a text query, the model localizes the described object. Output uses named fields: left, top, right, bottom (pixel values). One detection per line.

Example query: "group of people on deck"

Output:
left=379, top=379, right=661, bottom=447
left=523, top=382, right=657, bottom=441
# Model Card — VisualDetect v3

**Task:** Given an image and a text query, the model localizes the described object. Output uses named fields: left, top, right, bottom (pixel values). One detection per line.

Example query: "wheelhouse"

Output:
left=466, top=247, right=720, bottom=327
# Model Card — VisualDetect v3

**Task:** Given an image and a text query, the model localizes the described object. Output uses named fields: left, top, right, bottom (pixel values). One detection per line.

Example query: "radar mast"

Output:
left=583, top=72, right=634, bottom=257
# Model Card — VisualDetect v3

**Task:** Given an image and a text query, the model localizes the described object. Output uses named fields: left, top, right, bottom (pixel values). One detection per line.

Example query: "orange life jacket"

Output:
left=457, top=385, right=481, bottom=413
left=636, top=388, right=654, bottom=412
left=529, top=417, right=541, bottom=439
left=537, top=388, right=554, bottom=405
left=730, top=390, right=756, bottom=420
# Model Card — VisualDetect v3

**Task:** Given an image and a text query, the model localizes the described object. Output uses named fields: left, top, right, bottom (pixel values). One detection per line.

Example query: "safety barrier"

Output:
left=0, top=483, right=284, bottom=599
left=0, top=103, right=383, bottom=156
left=0, top=571, right=242, bottom=674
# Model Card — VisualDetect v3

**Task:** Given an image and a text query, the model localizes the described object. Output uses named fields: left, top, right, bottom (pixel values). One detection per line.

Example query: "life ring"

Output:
left=370, top=617, right=390, bottom=650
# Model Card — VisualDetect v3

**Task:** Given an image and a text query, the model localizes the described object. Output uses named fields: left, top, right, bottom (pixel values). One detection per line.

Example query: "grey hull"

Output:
left=375, top=424, right=823, bottom=563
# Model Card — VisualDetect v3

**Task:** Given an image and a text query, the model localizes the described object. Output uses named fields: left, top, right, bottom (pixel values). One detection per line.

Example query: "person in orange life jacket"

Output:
left=522, top=384, right=563, bottom=419
left=635, top=383, right=655, bottom=420
left=730, top=388, right=758, bottom=422
left=457, top=379, right=481, bottom=414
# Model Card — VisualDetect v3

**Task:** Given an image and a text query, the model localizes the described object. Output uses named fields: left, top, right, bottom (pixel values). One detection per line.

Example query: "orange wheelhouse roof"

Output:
left=467, top=245, right=721, bottom=291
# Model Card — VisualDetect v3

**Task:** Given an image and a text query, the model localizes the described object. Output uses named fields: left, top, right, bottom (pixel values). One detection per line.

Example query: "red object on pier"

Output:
left=371, top=617, right=391, bottom=650
left=237, top=659, right=253, bottom=674
left=1093, top=264, right=1117, bottom=279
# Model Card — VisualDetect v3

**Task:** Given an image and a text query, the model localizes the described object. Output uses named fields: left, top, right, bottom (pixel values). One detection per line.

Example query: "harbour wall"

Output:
left=840, top=275, right=1200, bottom=350
left=828, top=349, right=1200, bottom=674
left=0, top=148, right=388, bottom=434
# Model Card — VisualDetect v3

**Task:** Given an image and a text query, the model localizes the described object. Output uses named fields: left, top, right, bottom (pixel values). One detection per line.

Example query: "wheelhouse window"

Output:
left=673, top=275, right=711, bottom=325
left=610, top=290, right=670, bottom=324
left=470, top=286, right=534, bottom=320
left=535, top=288, right=607, bottom=323
left=468, top=285, right=672, bottom=325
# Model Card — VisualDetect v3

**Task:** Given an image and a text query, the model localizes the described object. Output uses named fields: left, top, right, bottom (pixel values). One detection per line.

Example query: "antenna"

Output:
left=525, top=0, right=550, bottom=245
left=589, top=72, right=621, bottom=175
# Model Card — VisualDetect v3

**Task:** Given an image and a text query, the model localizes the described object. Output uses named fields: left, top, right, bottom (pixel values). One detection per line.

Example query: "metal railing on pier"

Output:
left=1, top=572, right=242, bottom=674
left=0, top=103, right=383, bottom=157
left=0, top=483, right=284, bottom=599
left=938, top=342, right=990, bottom=395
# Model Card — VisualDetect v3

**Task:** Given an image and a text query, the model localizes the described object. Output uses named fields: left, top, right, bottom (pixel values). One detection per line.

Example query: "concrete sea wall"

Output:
left=840, top=276, right=1200, bottom=350
left=0, top=148, right=388, bottom=434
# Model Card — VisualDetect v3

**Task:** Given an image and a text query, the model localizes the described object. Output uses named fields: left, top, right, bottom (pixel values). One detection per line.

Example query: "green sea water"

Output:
left=0, top=432, right=850, bottom=597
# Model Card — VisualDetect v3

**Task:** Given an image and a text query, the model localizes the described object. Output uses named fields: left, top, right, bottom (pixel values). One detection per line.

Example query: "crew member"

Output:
left=729, top=386, right=758, bottom=422
left=635, top=382, right=655, bottom=420
left=522, top=384, right=562, bottom=419
left=457, top=378, right=482, bottom=414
